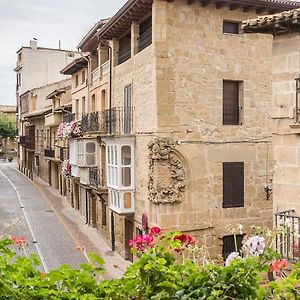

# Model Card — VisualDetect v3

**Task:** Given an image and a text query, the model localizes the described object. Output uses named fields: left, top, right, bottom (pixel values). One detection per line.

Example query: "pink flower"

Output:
left=129, top=234, right=154, bottom=252
left=149, top=227, right=161, bottom=237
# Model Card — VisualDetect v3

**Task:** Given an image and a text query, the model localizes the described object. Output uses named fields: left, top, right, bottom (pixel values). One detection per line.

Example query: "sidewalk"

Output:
left=26, top=171, right=130, bottom=279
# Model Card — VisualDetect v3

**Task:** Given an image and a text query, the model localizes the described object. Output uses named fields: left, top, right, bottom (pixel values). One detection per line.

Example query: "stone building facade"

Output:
left=243, top=8, right=300, bottom=261
left=92, top=0, right=299, bottom=259
left=15, top=40, right=80, bottom=175
left=15, top=0, right=300, bottom=262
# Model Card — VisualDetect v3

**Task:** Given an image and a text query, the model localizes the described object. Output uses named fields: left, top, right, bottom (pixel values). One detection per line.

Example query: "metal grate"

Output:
left=275, top=210, right=300, bottom=262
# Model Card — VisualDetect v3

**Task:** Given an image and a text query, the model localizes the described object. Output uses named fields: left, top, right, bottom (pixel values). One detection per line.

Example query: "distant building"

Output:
left=15, top=40, right=81, bottom=176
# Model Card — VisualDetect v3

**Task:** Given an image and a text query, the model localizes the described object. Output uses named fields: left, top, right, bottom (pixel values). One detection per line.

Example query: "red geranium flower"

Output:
left=149, top=227, right=161, bottom=237
left=174, top=233, right=195, bottom=246
left=11, top=236, right=26, bottom=248
left=269, top=259, right=288, bottom=272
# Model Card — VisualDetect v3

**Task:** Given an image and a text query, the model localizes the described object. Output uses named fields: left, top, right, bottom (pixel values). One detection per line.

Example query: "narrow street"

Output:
left=0, top=163, right=86, bottom=272
left=0, top=163, right=129, bottom=278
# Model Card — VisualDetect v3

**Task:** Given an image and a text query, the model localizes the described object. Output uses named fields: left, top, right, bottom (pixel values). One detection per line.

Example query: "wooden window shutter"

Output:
left=223, top=162, right=244, bottom=208
left=222, top=234, right=244, bottom=260
left=223, top=81, right=239, bottom=125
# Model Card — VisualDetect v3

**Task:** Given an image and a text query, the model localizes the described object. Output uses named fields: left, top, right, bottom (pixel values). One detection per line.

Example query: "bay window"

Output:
left=104, top=138, right=135, bottom=214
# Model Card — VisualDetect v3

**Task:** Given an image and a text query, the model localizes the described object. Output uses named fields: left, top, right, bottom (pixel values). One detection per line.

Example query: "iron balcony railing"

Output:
left=81, top=111, right=106, bottom=133
left=44, top=148, right=55, bottom=158
left=104, top=106, right=134, bottom=135
left=275, top=210, right=300, bottom=261
left=89, top=167, right=106, bottom=189
left=63, top=113, right=75, bottom=123
left=138, top=27, right=152, bottom=52
left=118, top=45, right=131, bottom=65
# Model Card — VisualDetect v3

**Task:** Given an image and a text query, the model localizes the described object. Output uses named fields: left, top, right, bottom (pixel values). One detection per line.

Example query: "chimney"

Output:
left=30, top=39, right=38, bottom=50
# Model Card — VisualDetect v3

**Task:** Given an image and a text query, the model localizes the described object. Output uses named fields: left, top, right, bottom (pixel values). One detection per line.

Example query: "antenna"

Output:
left=59, top=40, right=61, bottom=50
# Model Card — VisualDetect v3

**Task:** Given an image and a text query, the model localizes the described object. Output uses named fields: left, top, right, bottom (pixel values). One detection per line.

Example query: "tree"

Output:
left=0, top=112, right=16, bottom=139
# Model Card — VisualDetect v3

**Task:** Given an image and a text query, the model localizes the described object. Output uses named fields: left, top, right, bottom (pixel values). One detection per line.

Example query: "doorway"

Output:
left=124, top=218, right=134, bottom=262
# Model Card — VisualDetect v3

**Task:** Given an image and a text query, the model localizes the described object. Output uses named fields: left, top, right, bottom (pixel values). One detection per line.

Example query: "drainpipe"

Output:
left=97, top=38, right=112, bottom=134
left=98, top=38, right=115, bottom=251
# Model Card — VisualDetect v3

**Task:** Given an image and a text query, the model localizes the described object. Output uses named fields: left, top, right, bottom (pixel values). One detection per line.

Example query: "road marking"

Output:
left=11, top=166, right=89, bottom=262
left=0, top=169, right=49, bottom=273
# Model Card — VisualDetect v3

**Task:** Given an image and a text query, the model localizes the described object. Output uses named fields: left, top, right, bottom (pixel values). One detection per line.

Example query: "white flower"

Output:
left=225, top=252, right=240, bottom=266
left=238, top=224, right=243, bottom=235
left=244, top=236, right=265, bottom=256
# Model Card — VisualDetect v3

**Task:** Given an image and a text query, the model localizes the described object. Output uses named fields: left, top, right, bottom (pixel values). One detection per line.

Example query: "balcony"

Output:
left=101, top=61, right=109, bottom=77
left=44, top=148, right=55, bottom=158
left=104, top=106, right=134, bottom=135
left=81, top=111, right=106, bottom=133
left=138, top=27, right=152, bottom=52
left=118, top=46, right=131, bottom=65
left=109, top=189, right=134, bottom=215
left=45, top=113, right=61, bottom=127
left=275, top=210, right=300, bottom=262
left=89, top=167, right=106, bottom=189
left=91, top=67, right=99, bottom=84
left=63, top=113, right=75, bottom=123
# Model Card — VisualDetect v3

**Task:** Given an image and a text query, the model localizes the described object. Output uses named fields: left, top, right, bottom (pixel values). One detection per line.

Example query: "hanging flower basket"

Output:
left=61, top=160, right=72, bottom=177
left=57, top=121, right=82, bottom=140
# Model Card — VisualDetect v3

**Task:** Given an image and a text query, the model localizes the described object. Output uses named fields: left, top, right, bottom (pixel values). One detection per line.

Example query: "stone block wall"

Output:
left=148, top=0, right=274, bottom=258
left=272, top=33, right=300, bottom=215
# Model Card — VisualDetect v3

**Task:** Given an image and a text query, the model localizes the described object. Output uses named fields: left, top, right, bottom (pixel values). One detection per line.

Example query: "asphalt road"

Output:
left=0, top=163, right=86, bottom=272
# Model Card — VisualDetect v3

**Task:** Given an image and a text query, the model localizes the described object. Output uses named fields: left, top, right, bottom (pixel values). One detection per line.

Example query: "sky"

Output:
left=0, top=0, right=125, bottom=105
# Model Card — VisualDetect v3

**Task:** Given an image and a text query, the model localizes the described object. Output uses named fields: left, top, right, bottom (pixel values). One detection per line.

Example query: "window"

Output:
left=124, top=84, right=132, bottom=133
left=223, top=80, right=241, bottom=125
left=222, top=234, right=244, bottom=260
left=75, top=99, right=79, bottom=120
left=82, top=96, right=86, bottom=115
left=223, top=162, right=244, bottom=208
left=91, top=94, right=96, bottom=112
left=78, top=140, right=97, bottom=167
left=223, top=21, right=240, bottom=34
left=75, top=74, right=79, bottom=87
left=81, top=70, right=86, bottom=84
left=124, top=84, right=132, bottom=134
left=69, top=139, right=78, bottom=165
left=17, top=73, right=21, bottom=87
left=106, top=142, right=134, bottom=189
left=104, top=138, right=135, bottom=214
